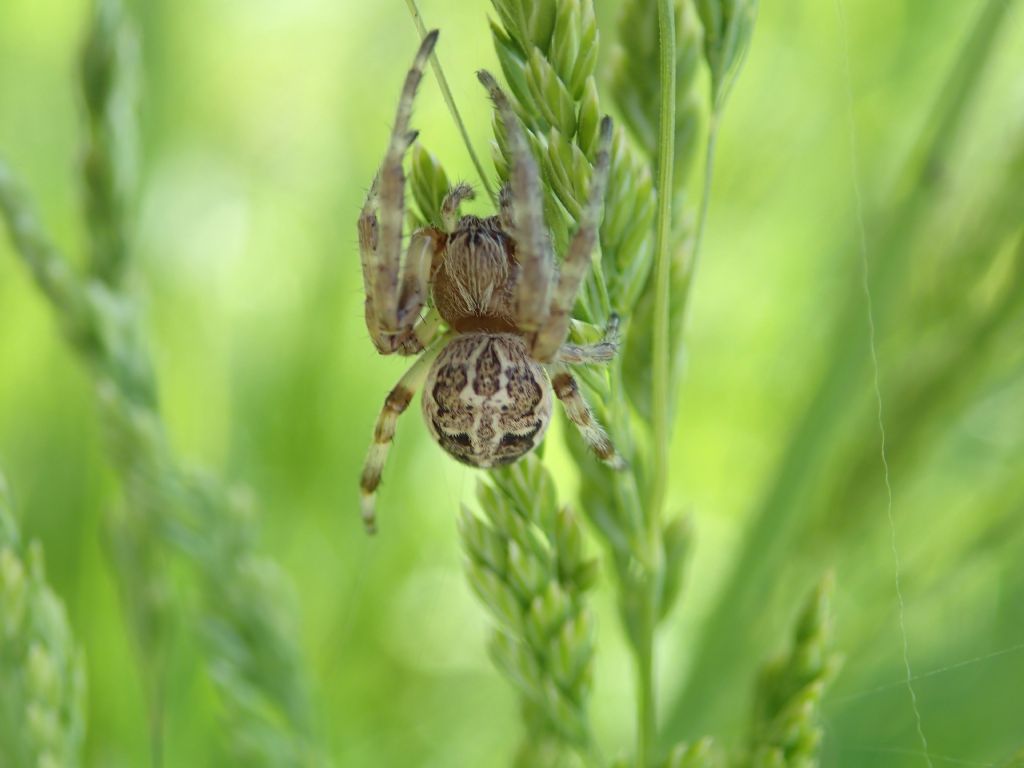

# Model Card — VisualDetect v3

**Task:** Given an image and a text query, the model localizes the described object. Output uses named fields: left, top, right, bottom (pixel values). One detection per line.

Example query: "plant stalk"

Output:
left=635, top=608, right=657, bottom=768
left=404, top=0, right=498, bottom=204
left=678, top=110, right=719, bottom=325
left=641, top=0, right=677, bottom=764
left=650, top=0, right=677, bottom=524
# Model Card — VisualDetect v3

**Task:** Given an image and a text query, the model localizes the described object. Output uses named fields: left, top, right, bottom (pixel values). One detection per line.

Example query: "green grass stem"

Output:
left=640, top=1, right=678, bottom=763
left=649, top=0, right=677, bottom=528
left=404, top=0, right=498, bottom=204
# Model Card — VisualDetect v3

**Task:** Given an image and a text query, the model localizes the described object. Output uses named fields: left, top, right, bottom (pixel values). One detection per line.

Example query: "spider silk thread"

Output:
left=834, top=2, right=934, bottom=766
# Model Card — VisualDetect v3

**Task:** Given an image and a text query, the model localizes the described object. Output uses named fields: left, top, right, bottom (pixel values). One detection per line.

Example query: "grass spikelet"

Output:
left=611, top=0, right=704, bottom=192
left=663, top=738, right=721, bottom=768
left=409, top=143, right=452, bottom=228
left=461, top=457, right=601, bottom=763
left=484, top=4, right=663, bottom=763
left=79, top=0, right=137, bottom=286
left=486, top=0, right=651, bottom=577
left=694, top=0, right=759, bottom=108
left=609, top=737, right=721, bottom=768
left=0, top=1, right=323, bottom=763
left=476, top=1, right=758, bottom=764
left=488, top=0, right=656, bottom=318
left=610, top=0, right=706, bottom=422
left=0, top=474, right=87, bottom=768
left=747, top=575, right=842, bottom=768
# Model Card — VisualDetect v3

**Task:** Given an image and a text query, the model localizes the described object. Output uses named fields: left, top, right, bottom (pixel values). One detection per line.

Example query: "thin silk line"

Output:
left=832, top=640, right=1024, bottom=705
left=842, top=746, right=995, bottom=768
left=834, top=2, right=933, bottom=766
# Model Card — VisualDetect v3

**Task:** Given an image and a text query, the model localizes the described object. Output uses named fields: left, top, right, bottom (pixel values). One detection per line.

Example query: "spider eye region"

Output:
left=423, top=334, right=552, bottom=468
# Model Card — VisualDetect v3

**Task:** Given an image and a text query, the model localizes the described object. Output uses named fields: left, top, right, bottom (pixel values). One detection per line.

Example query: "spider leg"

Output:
left=359, top=31, right=445, bottom=356
left=357, top=173, right=381, bottom=303
left=404, top=307, right=444, bottom=352
left=531, top=117, right=614, bottom=363
left=360, top=342, right=445, bottom=534
left=441, top=182, right=475, bottom=231
left=498, top=183, right=514, bottom=231
left=358, top=173, right=388, bottom=351
left=360, top=216, right=444, bottom=356
left=370, top=305, right=445, bottom=357
left=396, top=226, right=444, bottom=335
left=549, top=365, right=625, bottom=469
left=477, top=70, right=552, bottom=333
left=362, top=30, right=438, bottom=339
left=555, top=313, right=620, bottom=365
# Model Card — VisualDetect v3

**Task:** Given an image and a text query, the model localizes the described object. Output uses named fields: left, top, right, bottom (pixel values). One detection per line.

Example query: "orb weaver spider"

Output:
left=357, top=31, right=622, bottom=533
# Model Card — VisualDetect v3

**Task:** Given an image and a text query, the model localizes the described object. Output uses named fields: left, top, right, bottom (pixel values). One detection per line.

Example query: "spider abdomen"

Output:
left=423, top=333, right=552, bottom=468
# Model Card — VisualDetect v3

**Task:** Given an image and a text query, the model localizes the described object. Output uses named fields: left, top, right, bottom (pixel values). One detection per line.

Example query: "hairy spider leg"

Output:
left=532, top=117, right=614, bottom=363
left=375, top=30, right=437, bottom=331
left=360, top=30, right=436, bottom=335
left=360, top=342, right=446, bottom=533
left=357, top=30, right=442, bottom=356
left=476, top=70, right=553, bottom=333
left=497, top=183, right=514, bottom=232
left=357, top=173, right=381, bottom=304
left=395, top=229, right=435, bottom=331
left=404, top=307, right=444, bottom=354
left=441, top=182, right=475, bottom=232
left=556, top=314, right=621, bottom=365
left=549, top=365, right=625, bottom=469
left=359, top=188, right=442, bottom=355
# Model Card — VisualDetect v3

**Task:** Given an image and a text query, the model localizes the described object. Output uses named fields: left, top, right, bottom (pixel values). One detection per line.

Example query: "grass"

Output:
left=0, top=1, right=321, bottom=764
left=0, top=473, right=86, bottom=768
left=664, top=0, right=1024, bottom=738
left=411, top=0, right=789, bottom=765
left=1, top=0, right=1023, bottom=766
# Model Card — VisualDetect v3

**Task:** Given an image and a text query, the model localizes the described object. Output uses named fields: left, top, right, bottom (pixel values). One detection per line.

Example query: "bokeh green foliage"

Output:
left=1, top=0, right=321, bottom=764
left=667, top=0, right=1024, bottom=751
left=747, top=576, right=842, bottom=768
left=0, top=0, right=1022, bottom=766
left=0, top=476, right=86, bottom=768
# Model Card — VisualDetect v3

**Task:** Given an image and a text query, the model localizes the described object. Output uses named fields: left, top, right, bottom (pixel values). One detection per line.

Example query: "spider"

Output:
left=357, top=30, right=623, bottom=534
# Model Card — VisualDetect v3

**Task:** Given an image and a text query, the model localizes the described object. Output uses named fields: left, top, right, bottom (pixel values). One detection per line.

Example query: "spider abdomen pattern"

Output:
left=423, top=334, right=552, bottom=468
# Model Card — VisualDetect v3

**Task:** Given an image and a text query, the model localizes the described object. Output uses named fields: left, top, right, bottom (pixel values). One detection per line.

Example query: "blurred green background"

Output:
left=1, top=0, right=1022, bottom=766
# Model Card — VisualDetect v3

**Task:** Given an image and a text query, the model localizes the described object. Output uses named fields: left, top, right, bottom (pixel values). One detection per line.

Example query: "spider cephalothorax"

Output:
left=432, top=214, right=516, bottom=331
left=357, top=31, right=622, bottom=533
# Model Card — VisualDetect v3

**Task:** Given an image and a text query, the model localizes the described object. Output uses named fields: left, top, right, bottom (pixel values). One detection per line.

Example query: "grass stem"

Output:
left=404, top=0, right=498, bottom=205
left=678, top=110, right=719, bottom=325
left=641, top=1, right=678, bottom=763
left=650, top=0, right=677, bottom=527
left=635, top=612, right=656, bottom=768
